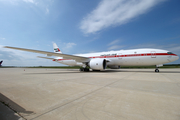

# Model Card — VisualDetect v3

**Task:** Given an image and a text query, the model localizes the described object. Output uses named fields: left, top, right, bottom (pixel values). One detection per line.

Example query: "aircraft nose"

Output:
left=176, top=55, right=179, bottom=60
left=173, top=54, right=179, bottom=61
left=170, top=54, right=179, bottom=62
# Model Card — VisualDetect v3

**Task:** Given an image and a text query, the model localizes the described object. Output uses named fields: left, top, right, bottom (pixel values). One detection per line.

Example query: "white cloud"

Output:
left=108, top=39, right=124, bottom=50
left=23, top=0, right=35, bottom=4
left=1, top=0, right=37, bottom=4
left=169, top=46, right=180, bottom=55
left=46, top=8, right=49, bottom=14
left=0, top=0, right=53, bottom=13
left=108, top=39, right=120, bottom=46
left=0, top=38, right=5, bottom=40
left=51, top=42, right=77, bottom=53
left=65, top=43, right=76, bottom=49
left=80, top=0, right=166, bottom=34
left=108, top=45, right=125, bottom=50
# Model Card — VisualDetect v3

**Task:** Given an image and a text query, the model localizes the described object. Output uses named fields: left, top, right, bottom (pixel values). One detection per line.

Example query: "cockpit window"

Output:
left=167, top=52, right=174, bottom=54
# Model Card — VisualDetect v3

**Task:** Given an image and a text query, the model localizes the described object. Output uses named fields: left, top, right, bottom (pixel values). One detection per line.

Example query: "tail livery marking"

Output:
left=54, top=48, right=61, bottom=52
left=53, top=42, right=62, bottom=53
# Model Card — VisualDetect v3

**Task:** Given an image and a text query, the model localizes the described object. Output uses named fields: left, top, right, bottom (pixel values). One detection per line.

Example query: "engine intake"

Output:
left=89, top=59, right=106, bottom=70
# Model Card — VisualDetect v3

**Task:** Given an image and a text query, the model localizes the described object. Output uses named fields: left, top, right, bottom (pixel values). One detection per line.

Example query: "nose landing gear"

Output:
left=155, top=68, right=159, bottom=72
left=155, top=64, right=163, bottom=73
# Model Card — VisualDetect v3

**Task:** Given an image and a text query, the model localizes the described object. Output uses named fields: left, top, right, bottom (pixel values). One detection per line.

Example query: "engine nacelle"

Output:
left=108, top=65, right=120, bottom=69
left=89, top=59, right=106, bottom=70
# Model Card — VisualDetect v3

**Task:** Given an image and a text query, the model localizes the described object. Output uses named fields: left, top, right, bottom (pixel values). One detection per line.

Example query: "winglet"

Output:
left=53, top=42, right=62, bottom=53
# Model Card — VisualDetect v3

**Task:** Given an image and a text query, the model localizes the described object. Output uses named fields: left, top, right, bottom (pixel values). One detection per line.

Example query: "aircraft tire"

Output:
left=92, top=69, right=100, bottom=72
left=80, top=68, right=89, bottom=72
left=84, top=68, right=89, bottom=72
left=80, top=68, right=84, bottom=72
left=155, top=69, right=159, bottom=72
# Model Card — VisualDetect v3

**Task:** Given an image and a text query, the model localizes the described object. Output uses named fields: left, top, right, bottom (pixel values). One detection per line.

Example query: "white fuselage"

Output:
left=54, top=48, right=179, bottom=67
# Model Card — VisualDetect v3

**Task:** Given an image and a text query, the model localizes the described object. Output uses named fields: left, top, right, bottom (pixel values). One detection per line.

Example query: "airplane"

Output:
left=0, top=60, right=3, bottom=67
left=4, top=43, right=179, bottom=72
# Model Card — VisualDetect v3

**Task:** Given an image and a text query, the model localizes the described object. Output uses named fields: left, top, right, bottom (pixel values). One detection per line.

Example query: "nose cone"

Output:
left=172, top=54, right=179, bottom=61
left=176, top=55, right=179, bottom=60
left=169, top=54, right=179, bottom=62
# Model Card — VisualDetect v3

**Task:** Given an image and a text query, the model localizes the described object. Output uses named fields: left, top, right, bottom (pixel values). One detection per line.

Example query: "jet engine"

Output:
left=108, top=65, right=120, bottom=69
left=88, top=59, right=106, bottom=70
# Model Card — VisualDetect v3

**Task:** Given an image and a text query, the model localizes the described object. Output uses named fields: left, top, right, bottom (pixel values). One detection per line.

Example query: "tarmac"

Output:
left=0, top=68, right=180, bottom=120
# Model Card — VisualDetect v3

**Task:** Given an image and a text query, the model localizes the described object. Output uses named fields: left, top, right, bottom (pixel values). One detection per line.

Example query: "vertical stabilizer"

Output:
left=53, top=43, right=62, bottom=53
left=0, top=60, right=3, bottom=66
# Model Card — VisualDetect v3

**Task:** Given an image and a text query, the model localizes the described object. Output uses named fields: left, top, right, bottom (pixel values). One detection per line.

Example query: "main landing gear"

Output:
left=79, top=68, right=89, bottom=72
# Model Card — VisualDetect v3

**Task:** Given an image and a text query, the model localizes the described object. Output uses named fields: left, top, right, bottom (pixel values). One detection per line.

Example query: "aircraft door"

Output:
left=151, top=51, right=156, bottom=58
left=117, top=53, right=123, bottom=64
left=118, top=53, right=122, bottom=59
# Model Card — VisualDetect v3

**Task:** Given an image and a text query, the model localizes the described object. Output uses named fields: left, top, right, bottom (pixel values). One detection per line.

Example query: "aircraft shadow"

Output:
left=24, top=69, right=180, bottom=74
left=0, top=93, right=34, bottom=116
left=24, top=71, right=82, bottom=74
left=104, top=69, right=180, bottom=73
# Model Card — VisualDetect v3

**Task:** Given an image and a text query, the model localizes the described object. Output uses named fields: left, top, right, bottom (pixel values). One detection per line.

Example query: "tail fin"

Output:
left=53, top=43, right=62, bottom=53
left=0, top=61, right=3, bottom=66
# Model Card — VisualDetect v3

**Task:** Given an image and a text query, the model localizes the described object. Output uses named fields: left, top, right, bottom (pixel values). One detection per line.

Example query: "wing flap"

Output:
left=37, top=56, right=55, bottom=60
left=4, top=46, right=90, bottom=62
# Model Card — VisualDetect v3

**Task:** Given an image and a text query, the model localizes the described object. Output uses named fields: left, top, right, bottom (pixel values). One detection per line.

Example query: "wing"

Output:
left=4, top=46, right=90, bottom=62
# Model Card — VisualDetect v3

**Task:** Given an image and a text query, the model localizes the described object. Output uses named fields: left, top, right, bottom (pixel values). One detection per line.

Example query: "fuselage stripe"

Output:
left=53, top=53, right=177, bottom=61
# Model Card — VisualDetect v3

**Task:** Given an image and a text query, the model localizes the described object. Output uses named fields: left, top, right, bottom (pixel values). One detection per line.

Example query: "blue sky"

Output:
left=0, top=0, right=180, bottom=66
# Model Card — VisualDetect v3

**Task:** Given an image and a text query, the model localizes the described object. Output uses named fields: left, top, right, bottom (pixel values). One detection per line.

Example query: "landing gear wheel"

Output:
left=79, top=68, right=89, bottom=72
left=84, top=68, right=89, bottom=72
left=92, top=69, right=100, bottom=72
left=155, top=69, right=159, bottom=72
